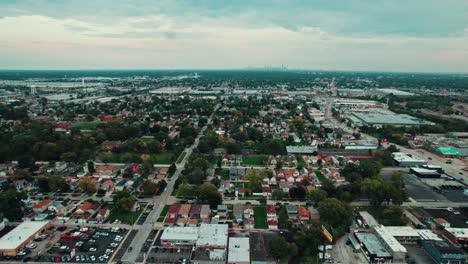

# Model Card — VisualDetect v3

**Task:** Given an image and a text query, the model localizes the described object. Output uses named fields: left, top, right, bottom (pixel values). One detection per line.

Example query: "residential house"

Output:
left=243, top=204, right=254, bottom=219
left=286, top=205, right=298, bottom=220
left=189, top=204, right=201, bottom=218
left=48, top=200, right=75, bottom=215
left=75, top=202, right=100, bottom=215
left=167, top=204, right=181, bottom=219
left=179, top=204, right=191, bottom=218
left=96, top=208, right=110, bottom=222
left=32, top=199, right=53, bottom=213
left=217, top=205, right=228, bottom=217
left=200, top=205, right=211, bottom=219
left=99, top=179, right=115, bottom=192
left=115, top=180, right=126, bottom=191
left=100, top=140, right=122, bottom=151
left=298, top=206, right=310, bottom=221
left=14, top=179, right=27, bottom=191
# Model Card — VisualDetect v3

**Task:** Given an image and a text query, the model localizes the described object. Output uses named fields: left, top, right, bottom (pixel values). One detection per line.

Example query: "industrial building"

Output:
left=432, top=147, right=462, bottom=158
left=227, top=237, right=250, bottom=264
left=410, top=167, right=441, bottom=178
left=379, top=226, right=442, bottom=244
left=354, top=232, right=393, bottom=263
left=0, top=221, right=52, bottom=256
left=392, top=152, right=427, bottom=167
left=421, top=240, right=467, bottom=264
left=442, top=228, right=468, bottom=247
left=373, top=225, right=407, bottom=263
left=286, top=146, right=317, bottom=155
left=349, top=109, right=431, bottom=127
left=160, top=226, right=199, bottom=246
left=376, top=88, right=415, bottom=97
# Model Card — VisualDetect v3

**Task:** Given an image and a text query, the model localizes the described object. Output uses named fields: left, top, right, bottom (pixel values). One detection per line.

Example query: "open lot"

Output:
left=253, top=206, right=268, bottom=229
left=107, top=203, right=146, bottom=225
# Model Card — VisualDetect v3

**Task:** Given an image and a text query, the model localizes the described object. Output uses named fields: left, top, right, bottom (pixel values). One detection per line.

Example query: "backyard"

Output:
left=253, top=206, right=268, bottom=229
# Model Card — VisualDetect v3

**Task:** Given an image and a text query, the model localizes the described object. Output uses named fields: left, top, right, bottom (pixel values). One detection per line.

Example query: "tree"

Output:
left=268, top=236, right=290, bottom=261
left=0, top=190, right=26, bottom=221
left=168, top=163, right=176, bottom=176
left=48, top=175, right=69, bottom=193
left=141, top=180, right=159, bottom=195
left=306, top=189, right=328, bottom=204
left=37, top=177, right=50, bottom=192
left=113, top=191, right=135, bottom=213
left=176, top=183, right=197, bottom=198
left=381, top=205, right=406, bottom=226
left=272, top=189, right=286, bottom=200
left=244, top=170, right=267, bottom=192
left=289, top=185, right=307, bottom=200
left=78, top=176, right=97, bottom=194
left=318, top=198, right=353, bottom=231
left=197, top=183, right=222, bottom=208
left=87, top=161, right=95, bottom=175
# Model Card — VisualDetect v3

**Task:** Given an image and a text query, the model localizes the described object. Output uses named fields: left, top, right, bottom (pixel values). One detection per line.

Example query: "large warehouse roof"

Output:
left=433, top=147, right=461, bottom=156
left=0, top=221, right=50, bottom=250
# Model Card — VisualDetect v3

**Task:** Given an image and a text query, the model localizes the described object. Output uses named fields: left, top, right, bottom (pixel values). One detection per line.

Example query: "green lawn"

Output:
left=140, top=136, right=155, bottom=143
left=159, top=205, right=170, bottom=218
left=176, top=152, right=186, bottom=164
left=107, top=203, right=147, bottom=225
left=315, top=170, right=326, bottom=182
left=72, top=121, right=104, bottom=130
left=253, top=206, right=268, bottom=229
left=215, top=168, right=230, bottom=180
left=110, top=152, right=177, bottom=164
left=243, top=156, right=265, bottom=166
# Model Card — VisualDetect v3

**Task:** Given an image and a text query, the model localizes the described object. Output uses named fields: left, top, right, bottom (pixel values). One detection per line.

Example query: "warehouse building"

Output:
left=392, top=152, right=427, bottom=167
left=0, top=221, right=52, bottom=256
left=421, top=240, right=467, bottom=264
left=410, top=167, right=441, bottom=178
left=354, top=232, right=393, bottom=263
left=373, top=225, right=407, bottom=263
left=432, top=147, right=462, bottom=158
left=442, top=228, right=468, bottom=247
left=350, top=109, right=431, bottom=127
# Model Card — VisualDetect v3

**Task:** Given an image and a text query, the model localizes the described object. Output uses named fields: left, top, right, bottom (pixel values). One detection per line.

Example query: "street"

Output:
left=121, top=104, right=220, bottom=263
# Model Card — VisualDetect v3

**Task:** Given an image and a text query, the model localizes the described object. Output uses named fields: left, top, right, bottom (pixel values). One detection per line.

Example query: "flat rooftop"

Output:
left=355, top=232, right=392, bottom=258
left=352, top=110, right=429, bottom=126
left=160, top=226, right=199, bottom=242
left=0, top=221, right=50, bottom=250
left=228, top=237, right=250, bottom=263
left=197, top=224, right=228, bottom=248
left=373, top=226, right=407, bottom=254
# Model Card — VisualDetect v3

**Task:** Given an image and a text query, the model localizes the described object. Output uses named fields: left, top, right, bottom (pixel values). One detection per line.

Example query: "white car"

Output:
left=17, top=250, right=28, bottom=256
left=25, top=243, right=37, bottom=249
left=90, top=255, right=96, bottom=261
left=89, top=247, right=97, bottom=252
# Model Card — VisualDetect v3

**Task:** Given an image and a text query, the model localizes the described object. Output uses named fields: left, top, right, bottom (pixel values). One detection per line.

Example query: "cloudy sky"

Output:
left=0, top=0, right=467, bottom=72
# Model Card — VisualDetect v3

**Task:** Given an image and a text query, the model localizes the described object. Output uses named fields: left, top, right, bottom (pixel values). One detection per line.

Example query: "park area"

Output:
left=243, top=155, right=266, bottom=166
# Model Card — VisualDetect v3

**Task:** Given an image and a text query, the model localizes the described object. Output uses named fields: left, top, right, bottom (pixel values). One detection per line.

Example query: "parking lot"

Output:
left=13, top=226, right=127, bottom=263
left=403, top=174, right=450, bottom=201
left=146, top=246, right=192, bottom=264
left=113, top=229, right=138, bottom=262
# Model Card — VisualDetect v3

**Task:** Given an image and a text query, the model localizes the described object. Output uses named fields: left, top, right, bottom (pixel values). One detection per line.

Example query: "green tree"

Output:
left=78, top=176, right=97, bottom=194
left=268, top=236, right=290, bottom=261
left=272, top=189, right=286, bottom=200
left=244, top=170, right=267, bottom=192
left=141, top=180, right=158, bottom=195
left=318, top=198, right=353, bottom=231
left=113, top=191, right=135, bottom=212
left=306, top=189, right=328, bottom=204
left=48, top=175, right=69, bottom=193
left=176, top=183, right=197, bottom=198
left=0, top=190, right=27, bottom=220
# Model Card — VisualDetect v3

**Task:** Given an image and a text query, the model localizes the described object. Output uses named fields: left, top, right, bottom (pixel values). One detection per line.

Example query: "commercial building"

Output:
left=433, top=147, right=462, bottom=158
left=410, top=167, right=441, bottom=178
left=442, top=228, right=468, bottom=247
left=286, top=146, right=317, bottom=155
left=354, top=232, right=393, bottom=263
left=227, top=237, right=250, bottom=264
left=380, top=226, right=442, bottom=244
left=392, top=152, right=427, bottom=167
left=373, top=225, right=407, bottom=262
left=0, top=221, right=52, bottom=256
left=376, top=88, right=415, bottom=97
left=160, top=226, right=199, bottom=246
left=350, top=109, right=431, bottom=127
left=421, top=240, right=467, bottom=264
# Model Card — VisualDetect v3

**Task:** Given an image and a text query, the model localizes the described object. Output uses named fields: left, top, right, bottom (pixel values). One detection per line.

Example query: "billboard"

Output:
left=321, top=225, right=333, bottom=243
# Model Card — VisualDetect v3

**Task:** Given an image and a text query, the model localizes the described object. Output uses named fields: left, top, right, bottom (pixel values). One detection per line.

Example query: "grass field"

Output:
left=176, top=152, right=186, bottom=164
left=72, top=121, right=104, bottom=130
left=243, top=156, right=265, bottom=166
left=107, top=202, right=147, bottom=225
left=253, top=206, right=268, bottom=229
left=140, top=136, right=155, bottom=143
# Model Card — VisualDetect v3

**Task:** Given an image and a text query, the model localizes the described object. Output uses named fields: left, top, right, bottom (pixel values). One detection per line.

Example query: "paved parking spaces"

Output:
left=113, top=229, right=138, bottom=262
left=29, top=227, right=127, bottom=263
left=146, top=246, right=192, bottom=264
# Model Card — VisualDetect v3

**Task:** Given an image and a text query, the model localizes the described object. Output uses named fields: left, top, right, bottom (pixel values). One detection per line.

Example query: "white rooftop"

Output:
left=373, top=225, right=407, bottom=254
left=228, top=237, right=250, bottom=263
left=392, top=152, right=426, bottom=163
left=0, top=221, right=50, bottom=250
left=160, top=226, right=199, bottom=242
left=445, top=228, right=468, bottom=239
left=384, top=226, right=420, bottom=238
left=197, top=224, right=228, bottom=248
left=416, top=230, right=443, bottom=241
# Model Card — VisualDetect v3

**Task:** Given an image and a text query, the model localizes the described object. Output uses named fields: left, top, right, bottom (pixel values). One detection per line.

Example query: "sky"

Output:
left=0, top=0, right=467, bottom=72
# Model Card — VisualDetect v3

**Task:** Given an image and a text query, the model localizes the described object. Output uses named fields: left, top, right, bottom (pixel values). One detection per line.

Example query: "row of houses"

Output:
left=164, top=204, right=212, bottom=227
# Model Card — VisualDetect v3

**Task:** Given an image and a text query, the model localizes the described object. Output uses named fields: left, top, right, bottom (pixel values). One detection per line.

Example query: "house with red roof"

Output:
left=298, top=206, right=310, bottom=221
left=32, top=199, right=53, bottom=213
left=14, top=179, right=27, bottom=190
left=167, top=204, right=181, bottom=219
left=75, top=202, right=100, bottom=215
left=97, top=208, right=110, bottom=222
